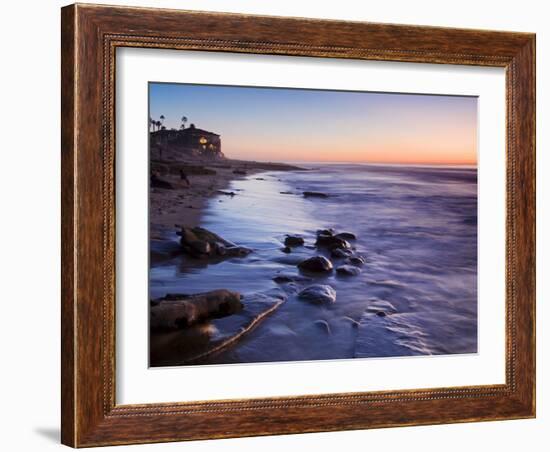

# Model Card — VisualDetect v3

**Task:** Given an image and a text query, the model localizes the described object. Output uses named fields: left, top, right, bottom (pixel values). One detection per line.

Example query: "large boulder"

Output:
left=149, top=289, right=287, bottom=366
left=298, top=285, right=337, bottom=304
left=177, top=226, right=252, bottom=259
left=150, top=289, right=243, bottom=331
left=297, top=256, right=333, bottom=273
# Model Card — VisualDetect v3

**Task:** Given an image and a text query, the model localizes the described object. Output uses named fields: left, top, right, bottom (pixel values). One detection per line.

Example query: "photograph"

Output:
left=148, top=82, right=479, bottom=367
left=51, top=1, right=537, bottom=447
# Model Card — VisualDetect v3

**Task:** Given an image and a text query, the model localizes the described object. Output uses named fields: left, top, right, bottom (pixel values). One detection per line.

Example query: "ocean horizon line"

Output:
left=230, top=158, right=477, bottom=169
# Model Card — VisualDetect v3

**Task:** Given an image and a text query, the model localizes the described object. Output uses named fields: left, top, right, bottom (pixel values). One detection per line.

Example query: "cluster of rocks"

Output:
left=287, top=228, right=365, bottom=275
left=274, top=228, right=367, bottom=305
left=177, top=226, right=252, bottom=260
left=155, top=224, right=367, bottom=349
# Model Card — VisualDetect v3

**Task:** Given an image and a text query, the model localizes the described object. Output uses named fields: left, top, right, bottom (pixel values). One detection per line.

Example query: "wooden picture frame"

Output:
left=61, top=3, right=535, bottom=447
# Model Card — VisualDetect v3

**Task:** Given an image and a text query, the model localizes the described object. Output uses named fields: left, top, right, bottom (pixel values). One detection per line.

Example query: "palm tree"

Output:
left=181, top=116, right=188, bottom=130
left=160, top=115, right=165, bottom=128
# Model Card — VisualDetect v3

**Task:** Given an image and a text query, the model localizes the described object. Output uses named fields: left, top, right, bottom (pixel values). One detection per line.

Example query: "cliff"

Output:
left=150, top=126, right=224, bottom=162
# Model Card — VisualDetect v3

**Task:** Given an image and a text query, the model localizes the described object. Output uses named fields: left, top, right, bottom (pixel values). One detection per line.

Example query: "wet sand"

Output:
left=150, top=158, right=304, bottom=239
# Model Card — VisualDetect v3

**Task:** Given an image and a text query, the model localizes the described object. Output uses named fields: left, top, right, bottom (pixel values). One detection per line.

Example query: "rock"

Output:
left=225, top=246, right=253, bottom=257
left=331, top=248, right=351, bottom=259
left=303, top=191, right=329, bottom=198
left=316, top=234, right=351, bottom=250
left=188, top=240, right=211, bottom=256
left=281, top=246, right=292, bottom=254
left=297, top=256, right=333, bottom=273
left=298, top=285, right=337, bottom=304
left=284, top=235, right=305, bottom=247
left=348, top=255, right=366, bottom=266
left=316, top=228, right=335, bottom=236
left=335, top=232, right=356, bottom=240
left=150, top=290, right=287, bottom=366
left=178, top=226, right=251, bottom=259
left=316, top=232, right=332, bottom=243
left=233, top=169, right=247, bottom=175
left=272, top=273, right=311, bottom=284
left=336, top=265, right=361, bottom=276
left=150, top=289, right=243, bottom=331
left=214, top=243, right=227, bottom=256
left=217, top=190, right=236, bottom=196
left=273, top=275, right=293, bottom=283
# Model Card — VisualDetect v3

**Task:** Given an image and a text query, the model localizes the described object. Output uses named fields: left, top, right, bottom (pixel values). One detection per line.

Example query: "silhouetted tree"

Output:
left=181, top=116, right=188, bottom=130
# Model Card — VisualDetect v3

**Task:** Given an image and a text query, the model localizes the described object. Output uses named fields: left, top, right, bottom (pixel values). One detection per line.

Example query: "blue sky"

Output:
left=149, top=82, right=477, bottom=164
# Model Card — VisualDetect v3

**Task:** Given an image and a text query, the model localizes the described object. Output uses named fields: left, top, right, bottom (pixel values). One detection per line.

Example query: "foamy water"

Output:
left=150, top=163, right=477, bottom=364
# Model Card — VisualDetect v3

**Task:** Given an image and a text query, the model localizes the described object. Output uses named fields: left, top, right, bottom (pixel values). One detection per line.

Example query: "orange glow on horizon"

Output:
left=224, top=135, right=477, bottom=166
left=151, top=83, right=478, bottom=166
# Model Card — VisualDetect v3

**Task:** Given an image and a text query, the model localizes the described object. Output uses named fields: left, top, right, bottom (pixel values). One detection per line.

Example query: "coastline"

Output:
left=149, top=162, right=478, bottom=366
left=150, top=158, right=304, bottom=240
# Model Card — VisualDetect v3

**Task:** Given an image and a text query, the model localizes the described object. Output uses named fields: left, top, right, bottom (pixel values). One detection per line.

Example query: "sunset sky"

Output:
left=149, top=83, right=477, bottom=165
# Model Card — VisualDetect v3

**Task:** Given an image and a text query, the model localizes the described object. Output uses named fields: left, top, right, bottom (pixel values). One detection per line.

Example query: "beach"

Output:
left=149, top=159, right=302, bottom=263
left=149, top=161, right=478, bottom=367
left=150, top=159, right=302, bottom=231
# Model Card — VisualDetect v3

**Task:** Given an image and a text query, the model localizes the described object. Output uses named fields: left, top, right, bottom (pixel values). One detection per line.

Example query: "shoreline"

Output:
left=149, top=162, right=478, bottom=365
left=150, top=158, right=304, bottom=241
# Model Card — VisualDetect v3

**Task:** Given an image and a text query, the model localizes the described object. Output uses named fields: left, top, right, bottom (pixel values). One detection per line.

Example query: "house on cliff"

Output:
left=150, top=124, right=223, bottom=161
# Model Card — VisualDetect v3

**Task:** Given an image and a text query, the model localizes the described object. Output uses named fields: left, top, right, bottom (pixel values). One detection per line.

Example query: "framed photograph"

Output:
left=61, top=3, right=536, bottom=447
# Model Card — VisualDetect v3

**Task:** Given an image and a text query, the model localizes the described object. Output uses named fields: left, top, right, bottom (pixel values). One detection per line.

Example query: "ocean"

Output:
left=150, top=163, right=478, bottom=364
